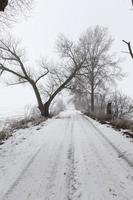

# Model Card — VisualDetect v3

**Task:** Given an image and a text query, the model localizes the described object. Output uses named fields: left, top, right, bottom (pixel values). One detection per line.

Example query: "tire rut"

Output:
left=2, top=147, right=42, bottom=200
left=84, top=116, right=133, bottom=169
left=66, top=119, right=82, bottom=200
left=3, top=119, right=71, bottom=200
left=78, top=115, right=133, bottom=199
left=44, top=118, right=71, bottom=200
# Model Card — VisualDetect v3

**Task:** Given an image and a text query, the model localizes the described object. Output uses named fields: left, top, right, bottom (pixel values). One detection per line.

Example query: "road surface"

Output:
left=2, top=110, right=133, bottom=200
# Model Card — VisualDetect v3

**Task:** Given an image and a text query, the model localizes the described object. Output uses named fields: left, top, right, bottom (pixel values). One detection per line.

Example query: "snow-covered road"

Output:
left=1, top=110, right=133, bottom=200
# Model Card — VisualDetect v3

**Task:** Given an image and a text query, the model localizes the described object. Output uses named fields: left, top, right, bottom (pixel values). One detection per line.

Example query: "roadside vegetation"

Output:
left=0, top=107, right=45, bottom=143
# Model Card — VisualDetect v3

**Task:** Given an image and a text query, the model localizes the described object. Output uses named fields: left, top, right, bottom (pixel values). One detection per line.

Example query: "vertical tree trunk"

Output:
left=91, top=85, right=94, bottom=113
left=43, top=101, right=50, bottom=118
left=31, top=83, right=46, bottom=117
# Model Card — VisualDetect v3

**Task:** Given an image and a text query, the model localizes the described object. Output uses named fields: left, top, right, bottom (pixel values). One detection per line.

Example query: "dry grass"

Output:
left=0, top=116, right=46, bottom=143
left=87, top=113, right=133, bottom=138
left=0, top=129, right=12, bottom=142
left=89, top=113, right=112, bottom=124
left=111, top=119, right=133, bottom=130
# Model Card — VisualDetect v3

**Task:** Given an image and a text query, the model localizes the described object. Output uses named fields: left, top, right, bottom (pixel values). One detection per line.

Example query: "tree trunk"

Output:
left=30, top=67, right=79, bottom=118
left=31, top=83, right=46, bottom=117
left=43, top=102, right=50, bottom=118
left=91, top=85, right=94, bottom=113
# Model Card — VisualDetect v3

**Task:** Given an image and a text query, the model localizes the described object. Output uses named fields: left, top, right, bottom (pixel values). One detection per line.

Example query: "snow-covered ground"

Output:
left=0, top=110, right=133, bottom=200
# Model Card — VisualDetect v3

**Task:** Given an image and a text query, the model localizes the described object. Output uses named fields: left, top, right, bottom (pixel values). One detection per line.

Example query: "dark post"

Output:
left=107, top=102, right=112, bottom=120
left=107, top=102, right=112, bottom=115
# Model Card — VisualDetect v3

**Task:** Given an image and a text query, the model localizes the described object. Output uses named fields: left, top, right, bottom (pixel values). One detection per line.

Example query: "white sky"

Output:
left=0, top=0, right=133, bottom=118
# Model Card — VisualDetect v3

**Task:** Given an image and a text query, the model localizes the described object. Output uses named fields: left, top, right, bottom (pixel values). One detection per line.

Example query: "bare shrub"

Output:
left=0, top=107, right=46, bottom=143
left=86, top=112, right=133, bottom=137
left=111, top=119, right=133, bottom=130
left=89, top=112, right=112, bottom=124
left=0, top=129, right=11, bottom=141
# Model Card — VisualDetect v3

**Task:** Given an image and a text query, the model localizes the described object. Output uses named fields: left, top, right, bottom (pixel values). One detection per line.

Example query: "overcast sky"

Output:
left=0, top=0, right=133, bottom=118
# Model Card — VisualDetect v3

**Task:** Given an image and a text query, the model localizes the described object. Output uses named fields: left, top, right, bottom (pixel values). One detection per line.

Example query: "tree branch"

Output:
left=5, top=80, right=28, bottom=86
left=0, top=63, right=26, bottom=80
left=122, top=40, right=133, bottom=59
left=35, top=69, right=49, bottom=84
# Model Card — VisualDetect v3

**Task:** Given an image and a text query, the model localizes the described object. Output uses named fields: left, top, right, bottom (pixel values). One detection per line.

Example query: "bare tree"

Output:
left=0, top=34, right=89, bottom=117
left=74, top=26, right=123, bottom=113
left=0, top=36, right=49, bottom=117
left=111, top=91, right=133, bottom=118
left=72, top=77, right=110, bottom=115
left=40, top=34, right=89, bottom=117
left=95, top=87, right=110, bottom=114
left=1, top=31, right=121, bottom=118
left=122, top=1, right=133, bottom=59
left=0, top=0, right=33, bottom=27
left=122, top=40, right=133, bottom=59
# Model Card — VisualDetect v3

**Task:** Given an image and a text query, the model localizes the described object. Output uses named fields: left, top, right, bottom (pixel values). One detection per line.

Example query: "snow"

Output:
left=0, top=110, right=133, bottom=200
left=87, top=116, right=133, bottom=164
left=0, top=119, right=52, bottom=199
left=57, top=109, right=81, bottom=118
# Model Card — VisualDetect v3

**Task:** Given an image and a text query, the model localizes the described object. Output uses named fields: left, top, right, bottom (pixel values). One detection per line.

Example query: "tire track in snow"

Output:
left=77, top=115, right=133, bottom=199
left=44, top=118, right=71, bottom=200
left=2, top=112, right=133, bottom=200
left=3, top=119, right=70, bottom=200
left=66, top=117, right=82, bottom=200
left=84, top=116, right=133, bottom=169
left=66, top=145, right=82, bottom=200
left=74, top=117, right=120, bottom=199
left=2, top=147, right=42, bottom=200
left=44, top=116, right=82, bottom=200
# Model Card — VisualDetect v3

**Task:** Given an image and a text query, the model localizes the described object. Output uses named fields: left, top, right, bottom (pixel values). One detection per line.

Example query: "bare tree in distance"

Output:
left=72, top=76, right=111, bottom=115
left=111, top=91, right=133, bottom=119
left=73, top=26, right=123, bottom=113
